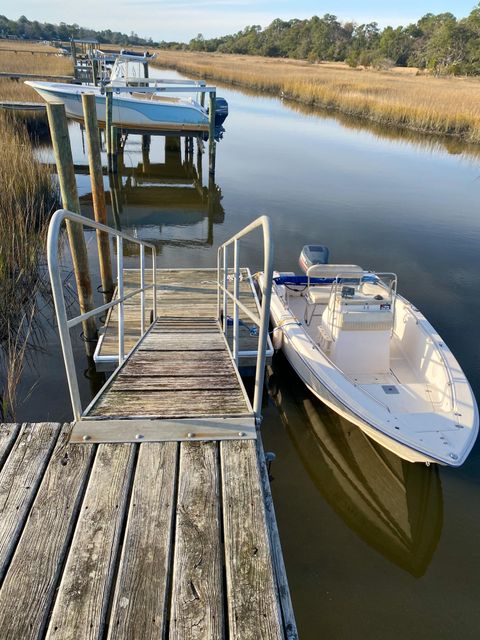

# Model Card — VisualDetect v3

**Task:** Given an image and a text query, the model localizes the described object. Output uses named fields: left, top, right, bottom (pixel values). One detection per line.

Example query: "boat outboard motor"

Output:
left=214, top=97, right=229, bottom=127
left=299, top=245, right=330, bottom=273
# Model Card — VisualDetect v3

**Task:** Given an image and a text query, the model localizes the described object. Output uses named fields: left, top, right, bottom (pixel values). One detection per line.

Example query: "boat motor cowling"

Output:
left=299, top=245, right=330, bottom=273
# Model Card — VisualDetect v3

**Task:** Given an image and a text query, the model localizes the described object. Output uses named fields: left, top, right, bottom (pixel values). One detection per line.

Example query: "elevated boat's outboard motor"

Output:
left=214, top=97, right=229, bottom=127
left=299, top=245, right=330, bottom=273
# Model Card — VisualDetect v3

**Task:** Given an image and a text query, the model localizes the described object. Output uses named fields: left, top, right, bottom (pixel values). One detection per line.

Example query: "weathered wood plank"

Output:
left=108, top=442, right=177, bottom=640
left=0, top=423, right=21, bottom=471
left=113, top=374, right=240, bottom=391
left=129, top=351, right=233, bottom=364
left=123, top=360, right=235, bottom=376
left=170, top=442, right=223, bottom=639
left=221, top=440, right=283, bottom=640
left=91, top=389, right=250, bottom=418
left=0, top=425, right=95, bottom=639
left=256, top=437, right=298, bottom=639
left=46, top=444, right=135, bottom=640
left=0, top=423, right=61, bottom=582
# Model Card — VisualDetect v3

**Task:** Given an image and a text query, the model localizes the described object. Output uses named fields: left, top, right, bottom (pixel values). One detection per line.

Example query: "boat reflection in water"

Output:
left=268, top=354, right=443, bottom=577
left=80, top=134, right=224, bottom=250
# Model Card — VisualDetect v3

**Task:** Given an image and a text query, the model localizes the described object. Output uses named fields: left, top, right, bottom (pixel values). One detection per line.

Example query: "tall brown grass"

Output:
left=152, top=51, right=480, bottom=143
left=0, top=47, right=73, bottom=102
left=0, top=112, right=58, bottom=419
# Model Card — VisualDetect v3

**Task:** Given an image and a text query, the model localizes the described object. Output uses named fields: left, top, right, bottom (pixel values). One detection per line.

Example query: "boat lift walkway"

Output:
left=0, top=211, right=297, bottom=639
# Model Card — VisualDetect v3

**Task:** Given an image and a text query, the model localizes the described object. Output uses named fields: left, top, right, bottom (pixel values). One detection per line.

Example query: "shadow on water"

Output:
left=267, top=352, right=443, bottom=578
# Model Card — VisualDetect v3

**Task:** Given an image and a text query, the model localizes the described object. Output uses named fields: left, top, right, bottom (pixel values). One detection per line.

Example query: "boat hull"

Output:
left=26, top=82, right=209, bottom=132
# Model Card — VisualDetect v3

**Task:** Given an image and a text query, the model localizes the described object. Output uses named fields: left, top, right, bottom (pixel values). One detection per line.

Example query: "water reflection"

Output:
left=79, top=134, right=224, bottom=251
left=268, top=353, right=443, bottom=577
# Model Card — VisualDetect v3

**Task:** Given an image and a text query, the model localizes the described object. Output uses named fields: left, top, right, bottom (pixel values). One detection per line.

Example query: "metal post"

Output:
left=208, top=90, right=216, bottom=176
left=222, top=246, right=228, bottom=336
left=46, top=102, right=97, bottom=356
left=117, top=236, right=125, bottom=362
left=47, top=215, right=83, bottom=421
left=82, top=93, right=114, bottom=302
left=233, top=239, right=240, bottom=365
left=140, top=244, right=145, bottom=336
left=152, top=248, right=157, bottom=321
left=105, top=87, right=113, bottom=173
left=200, top=80, right=206, bottom=107
left=253, top=220, right=274, bottom=420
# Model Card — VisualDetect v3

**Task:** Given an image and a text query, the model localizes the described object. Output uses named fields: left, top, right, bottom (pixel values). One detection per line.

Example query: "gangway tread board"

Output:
left=87, top=316, right=253, bottom=421
left=94, top=268, right=268, bottom=368
left=0, top=422, right=295, bottom=639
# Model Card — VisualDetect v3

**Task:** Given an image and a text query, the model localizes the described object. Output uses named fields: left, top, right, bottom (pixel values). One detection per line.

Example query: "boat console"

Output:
left=320, top=274, right=396, bottom=375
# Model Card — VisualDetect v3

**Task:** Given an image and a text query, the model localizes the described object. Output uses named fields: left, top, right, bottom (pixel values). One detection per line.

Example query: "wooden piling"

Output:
left=208, top=91, right=216, bottom=176
left=82, top=93, right=114, bottom=302
left=46, top=103, right=97, bottom=355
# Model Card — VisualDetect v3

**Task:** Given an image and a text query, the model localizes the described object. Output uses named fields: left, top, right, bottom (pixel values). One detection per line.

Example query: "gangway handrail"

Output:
left=216, top=215, right=274, bottom=422
left=47, top=209, right=157, bottom=421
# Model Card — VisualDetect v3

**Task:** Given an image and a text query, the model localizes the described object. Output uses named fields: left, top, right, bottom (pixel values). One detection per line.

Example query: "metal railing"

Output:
left=47, top=209, right=157, bottom=421
left=217, top=215, right=274, bottom=421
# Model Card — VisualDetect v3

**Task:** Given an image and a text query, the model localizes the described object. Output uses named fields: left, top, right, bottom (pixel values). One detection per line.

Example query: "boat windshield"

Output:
left=110, top=58, right=148, bottom=86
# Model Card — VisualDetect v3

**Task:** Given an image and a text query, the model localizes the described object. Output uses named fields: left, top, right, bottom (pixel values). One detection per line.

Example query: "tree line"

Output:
left=184, top=5, right=480, bottom=76
left=3, top=7, right=480, bottom=75
left=0, top=15, right=154, bottom=47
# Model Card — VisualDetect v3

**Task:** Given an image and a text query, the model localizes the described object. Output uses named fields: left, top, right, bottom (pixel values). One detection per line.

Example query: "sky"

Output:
left=2, top=1, right=479, bottom=42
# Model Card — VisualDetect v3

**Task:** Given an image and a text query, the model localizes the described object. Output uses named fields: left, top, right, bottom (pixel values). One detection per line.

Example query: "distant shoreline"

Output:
left=152, top=51, right=480, bottom=145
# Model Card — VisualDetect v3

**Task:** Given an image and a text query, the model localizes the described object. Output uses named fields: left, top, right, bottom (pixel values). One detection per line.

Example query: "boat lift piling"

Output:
left=81, top=93, right=114, bottom=302
left=209, top=90, right=216, bottom=176
left=46, top=102, right=97, bottom=356
left=105, top=86, right=114, bottom=173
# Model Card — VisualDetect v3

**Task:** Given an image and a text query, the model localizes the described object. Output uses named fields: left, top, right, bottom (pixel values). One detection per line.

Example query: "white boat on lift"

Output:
left=258, top=246, right=478, bottom=466
left=25, top=53, right=228, bottom=133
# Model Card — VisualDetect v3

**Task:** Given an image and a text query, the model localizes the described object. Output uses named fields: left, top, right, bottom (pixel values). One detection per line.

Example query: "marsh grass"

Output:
left=0, top=112, right=59, bottom=419
left=0, top=47, right=73, bottom=102
left=152, top=52, right=480, bottom=143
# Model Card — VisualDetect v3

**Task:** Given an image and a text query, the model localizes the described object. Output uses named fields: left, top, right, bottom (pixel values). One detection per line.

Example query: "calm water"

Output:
left=18, top=69, right=480, bottom=638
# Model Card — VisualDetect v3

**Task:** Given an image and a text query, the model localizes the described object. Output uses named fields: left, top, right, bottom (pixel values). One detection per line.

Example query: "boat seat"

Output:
left=304, top=287, right=332, bottom=325
left=306, top=287, right=332, bottom=305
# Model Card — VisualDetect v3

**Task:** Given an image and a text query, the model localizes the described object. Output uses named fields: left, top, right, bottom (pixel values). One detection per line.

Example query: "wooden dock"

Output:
left=95, top=268, right=272, bottom=370
left=21, top=193, right=294, bottom=635
left=0, top=100, right=46, bottom=111
left=0, top=71, right=75, bottom=81
left=0, top=422, right=296, bottom=638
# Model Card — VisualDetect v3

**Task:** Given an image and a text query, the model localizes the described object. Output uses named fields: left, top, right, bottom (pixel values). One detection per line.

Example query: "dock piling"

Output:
left=82, top=93, right=114, bottom=302
left=46, top=103, right=97, bottom=355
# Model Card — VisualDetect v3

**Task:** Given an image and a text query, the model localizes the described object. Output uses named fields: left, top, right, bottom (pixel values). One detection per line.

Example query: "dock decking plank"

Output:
left=0, top=423, right=21, bottom=471
left=113, top=374, right=240, bottom=391
left=0, top=425, right=95, bottom=639
left=0, top=422, right=61, bottom=582
left=221, top=440, right=284, bottom=640
left=46, top=444, right=135, bottom=640
left=170, top=441, right=224, bottom=639
left=108, top=442, right=178, bottom=640
left=92, top=389, right=250, bottom=418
